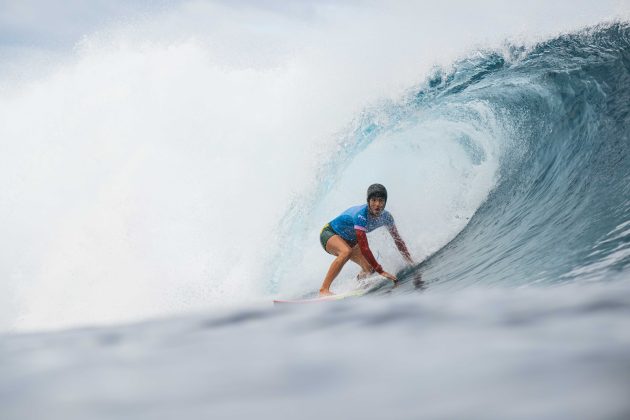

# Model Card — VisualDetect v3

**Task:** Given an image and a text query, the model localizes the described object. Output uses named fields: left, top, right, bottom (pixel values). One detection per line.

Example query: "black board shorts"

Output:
left=319, top=224, right=357, bottom=253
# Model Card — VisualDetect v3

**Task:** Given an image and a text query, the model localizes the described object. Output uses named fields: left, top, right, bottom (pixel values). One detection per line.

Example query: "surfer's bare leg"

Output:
left=350, top=245, right=373, bottom=279
left=320, top=235, right=353, bottom=296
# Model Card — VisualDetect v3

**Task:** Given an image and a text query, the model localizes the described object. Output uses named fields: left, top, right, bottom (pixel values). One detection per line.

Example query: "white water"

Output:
left=1, top=0, right=628, bottom=331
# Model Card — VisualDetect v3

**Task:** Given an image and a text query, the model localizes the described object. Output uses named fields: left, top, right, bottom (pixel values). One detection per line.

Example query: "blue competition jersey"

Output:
left=329, top=204, right=395, bottom=243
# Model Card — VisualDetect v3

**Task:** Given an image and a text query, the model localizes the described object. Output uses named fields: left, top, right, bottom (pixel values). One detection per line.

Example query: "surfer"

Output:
left=319, top=184, right=414, bottom=296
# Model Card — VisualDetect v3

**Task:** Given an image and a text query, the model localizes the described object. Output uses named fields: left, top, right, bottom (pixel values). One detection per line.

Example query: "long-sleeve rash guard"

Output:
left=328, top=204, right=401, bottom=273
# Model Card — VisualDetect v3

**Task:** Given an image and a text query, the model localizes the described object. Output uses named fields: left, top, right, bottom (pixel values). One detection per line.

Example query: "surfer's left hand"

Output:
left=381, top=271, right=398, bottom=283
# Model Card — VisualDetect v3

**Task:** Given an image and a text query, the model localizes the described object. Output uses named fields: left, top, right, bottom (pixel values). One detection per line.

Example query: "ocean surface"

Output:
left=1, top=3, right=629, bottom=419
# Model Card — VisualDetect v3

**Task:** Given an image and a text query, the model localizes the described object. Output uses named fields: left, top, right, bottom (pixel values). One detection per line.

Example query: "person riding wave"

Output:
left=319, top=184, right=414, bottom=296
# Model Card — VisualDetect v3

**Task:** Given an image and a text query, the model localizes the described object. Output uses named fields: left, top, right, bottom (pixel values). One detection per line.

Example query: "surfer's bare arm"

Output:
left=356, top=229, right=397, bottom=282
left=388, top=224, right=414, bottom=265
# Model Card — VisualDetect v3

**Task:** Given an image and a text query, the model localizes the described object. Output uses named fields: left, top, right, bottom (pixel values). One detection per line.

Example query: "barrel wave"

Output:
left=362, top=23, right=630, bottom=292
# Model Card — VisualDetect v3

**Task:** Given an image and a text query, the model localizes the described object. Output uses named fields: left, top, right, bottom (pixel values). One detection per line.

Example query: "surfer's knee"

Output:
left=337, top=248, right=352, bottom=262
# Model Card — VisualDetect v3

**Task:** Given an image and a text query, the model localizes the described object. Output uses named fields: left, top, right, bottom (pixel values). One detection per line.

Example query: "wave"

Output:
left=391, top=23, right=630, bottom=290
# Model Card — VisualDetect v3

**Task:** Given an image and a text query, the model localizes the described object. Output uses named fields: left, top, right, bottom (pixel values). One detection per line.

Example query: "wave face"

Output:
left=377, top=23, right=630, bottom=291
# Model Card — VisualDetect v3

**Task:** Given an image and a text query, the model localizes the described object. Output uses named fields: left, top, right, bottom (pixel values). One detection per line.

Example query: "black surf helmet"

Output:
left=367, top=183, right=387, bottom=203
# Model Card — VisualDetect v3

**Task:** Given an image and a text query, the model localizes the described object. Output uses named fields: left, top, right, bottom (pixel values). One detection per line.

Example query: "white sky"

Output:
left=1, top=0, right=628, bottom=50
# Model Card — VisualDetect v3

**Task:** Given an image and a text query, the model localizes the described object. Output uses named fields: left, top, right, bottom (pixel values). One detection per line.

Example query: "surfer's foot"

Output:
left=319, top=288, right=334, bottom=296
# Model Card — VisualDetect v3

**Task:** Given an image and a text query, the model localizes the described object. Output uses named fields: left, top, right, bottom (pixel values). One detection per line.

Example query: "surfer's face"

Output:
left=368, top=197, right=386, bottom=216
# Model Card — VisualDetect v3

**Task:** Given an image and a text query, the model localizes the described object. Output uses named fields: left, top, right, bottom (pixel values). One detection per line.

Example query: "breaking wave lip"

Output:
left=368, top=22, right=630, bottom=292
